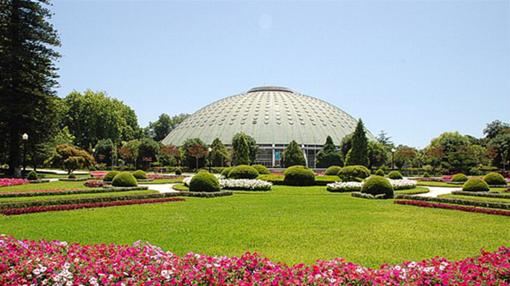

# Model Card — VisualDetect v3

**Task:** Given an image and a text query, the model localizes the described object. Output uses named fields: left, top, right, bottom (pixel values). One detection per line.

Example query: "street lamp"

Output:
left=21, top=133, right=28, bottom=173
left=391, top=148, right=396, bottom=170
left=208, top=147, right=212, bottom=173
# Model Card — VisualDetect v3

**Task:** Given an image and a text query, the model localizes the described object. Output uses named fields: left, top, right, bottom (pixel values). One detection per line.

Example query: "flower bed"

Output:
left=0, top=236, right=509, bottom=285
left=220, top=179, right=272, bottom=191
left=0, top=178, right=28, bottom=187
left=327, top=179, right=417, bottom=192
left=147, top=173, right=183, bottom=180
left=0, top=197, right=185, bottom=215
left=395, top=195, right=510, bottom=210
left=0, top=186, right=147, bottom=198
left=451, top=190, right=510, bottom=199
left=89, top=171, right=108, bottom=179
left=389, top=179, right=417, bottom=190
left=84, top=180, right=105, bottom=188
left=395, top=199, right=510, bottom=217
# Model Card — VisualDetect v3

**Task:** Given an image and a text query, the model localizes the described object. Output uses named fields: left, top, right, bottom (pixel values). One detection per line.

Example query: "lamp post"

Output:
left=21, top=133, right=29, bottom=173
left=391, top=148, right=396, bottom=170
left=208, top=147, right=212, bottom=173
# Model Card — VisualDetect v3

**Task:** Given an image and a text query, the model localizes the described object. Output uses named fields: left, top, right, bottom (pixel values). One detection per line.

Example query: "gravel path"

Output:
left=417, top=186, right=461, bottom=198
left=140, top=183, right=179, bottom=193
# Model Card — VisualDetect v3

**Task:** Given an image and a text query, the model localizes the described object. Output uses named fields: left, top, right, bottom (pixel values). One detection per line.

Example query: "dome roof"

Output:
left=162, top=86, right=370, bottom=146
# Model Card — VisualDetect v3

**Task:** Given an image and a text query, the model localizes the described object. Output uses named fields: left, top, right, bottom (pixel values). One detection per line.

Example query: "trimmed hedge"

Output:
left=103, top=171, right=120, bottom=182
left=179, top=191, right=233, bottom=198
left=174, top=167, right=183, bottom=175
left=258, top=174, right=284, bottom=185
left=26, top=171, right=38, bottom=181
left=451, top=173, right=468, bottom=183
left=337, top=165, right=370, bottom=182
left=112, top=172, right=138, bottom=187
left=395, top=195, right=510, bottom=210
left=0, top=186, right=148, bottom=198
left=252, top=164, right=271, bottom=175
left=483, top=172, right=506, bottom=186
left=325, top=166, right=342, bottom=176
left=132, top=170, right=148, bottom=180
left=283, top=166, right=315, bottom=186
left=451, top=190, right=510, bottom=199
left=360, top=176, right=394, bottom=199
left=314, top=175, right=340, bottom=186
left=394, top=199, right=510, bottom=217
left=220, top=167, right=233, bottom=178
left=189, top=172, right=220, bottom=192
left=463, top=177, right=489, bottom=192
left=228, top=165, right=259, bottom=179
left=388, top=171, right=403, bottom=180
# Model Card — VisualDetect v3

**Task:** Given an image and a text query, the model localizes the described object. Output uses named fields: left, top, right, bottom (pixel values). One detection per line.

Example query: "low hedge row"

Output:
left=394, top=199, right=510, bottom=217
left=178, top=191, right=233, bottom=198
left=395, top=195, right=510, bottom=210
left=450, top=191, right=510, bottom=199
left=0, top=186, right=148, bottom=198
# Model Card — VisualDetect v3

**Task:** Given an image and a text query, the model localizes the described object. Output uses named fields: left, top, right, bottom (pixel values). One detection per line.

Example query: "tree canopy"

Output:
left=345, top=119, right=369, bottom=166
left=283, top=140, right=306, bottom=167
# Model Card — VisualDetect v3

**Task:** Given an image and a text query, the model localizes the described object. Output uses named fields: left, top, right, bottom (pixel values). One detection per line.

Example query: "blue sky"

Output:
left=51, top=0, right=509, bottom=148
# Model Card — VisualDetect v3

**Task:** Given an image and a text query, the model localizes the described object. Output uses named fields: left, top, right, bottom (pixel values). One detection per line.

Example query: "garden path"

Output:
left=140, top=183, right=179, bottom=193
left=417, top=186, right=460, bottom=198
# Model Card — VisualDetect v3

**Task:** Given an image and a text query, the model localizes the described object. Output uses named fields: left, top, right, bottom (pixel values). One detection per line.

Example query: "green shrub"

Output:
left=174, top=167, right=182, bottom=175
left=189, top=172, right=220, bottom=192
left=423, top=172, right=430, bottom=178
left=483, top=172, right=506, bottom=185
left=324, top=165, right=342, bottom=176
left=132, top=170, right=147, bottom=180
left=283, top=165, right=315, bottom=186
left=451, top=173, right=468, bottom=183
left=68, top=173, right=76, bottom=179
left=252, top=164, right=270, bottom=175
left=103, top=171, right=120, bottom=182
left=26, top=171, right=38, bottom=180
left=375, top=169, right=385, bottom=176
left=361, top=175, right=394, bottom=199
left=388, top=171, right=403, bottom=180
left=337, top=165, right=370, bottom=182
left=112, top=172, right=138, bottom=187
left=462, top=177, right=489, bottom=192
left=221, top=167, right=233, bottom=178
left=228, top=165, right=259, bottom=179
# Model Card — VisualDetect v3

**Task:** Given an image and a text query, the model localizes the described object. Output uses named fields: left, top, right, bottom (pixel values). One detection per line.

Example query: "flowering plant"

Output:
left=83, top=180, right=105, bottom=188
left=220, top=179, right=272, bottom=191
left=89, top=171, right=108, bottom=179
left=0, top=235, right=509, bottom=285
left=395, top=199, right=510, bottom=216
left=389, top=179, right=417, bottom=190
left=0, top=178, right=28, bottom=187
left=327, top=179, right=417, bottom=192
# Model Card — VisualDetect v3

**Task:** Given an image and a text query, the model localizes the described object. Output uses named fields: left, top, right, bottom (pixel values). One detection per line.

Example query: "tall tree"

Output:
left=47, top=144, right=94, bottom=174
left=316, top=136, right=343, bottom=168
left=368, top=141, right=389, bottom=169
left=93, top=139, right=115, bottom=166
left=345, top=119, right=369, bottom=166
left=146, top=113, right=189, bottom=141
left=232, top=132, right=251, bottom=165
left=181, top=138, right=207, bottom=169
left=209, top=138, right=229, bottom=167
left=137, top=138, right=160, bottom=170
left=283, top=140, right=306, bottom=167
left=0, top=0, right=61, bottom=176
left=376, top=130, right=394, bottom=150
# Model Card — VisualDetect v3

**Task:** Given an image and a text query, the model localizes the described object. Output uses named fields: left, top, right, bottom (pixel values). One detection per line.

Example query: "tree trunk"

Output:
left=7, top=127, right=21, bottom=177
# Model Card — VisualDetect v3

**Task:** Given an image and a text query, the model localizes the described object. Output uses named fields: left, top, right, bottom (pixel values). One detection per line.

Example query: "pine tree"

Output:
left=345, top=119, right=369, bottom=166
left=283, top=140, right=306, bottom=167
left=316, top=136, right=343, bottom=168
left=0, top=0, right=61, bottom=176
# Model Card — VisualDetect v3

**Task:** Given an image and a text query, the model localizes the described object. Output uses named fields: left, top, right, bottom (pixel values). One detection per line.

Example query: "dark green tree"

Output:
left=232, top=132, right=251, bottom=165
left=181, top=138, right=207, bottom=169
left=93, top=139, right=115, bottom=166
left=145, top=113, right=190, bottom=141
left=47, top=144, right=94, bottom=174
left=368, top=141, right=389, bottom=169
left=0, top=0, right=61, bottom=176
left=340, top=133, right=353, bottom=158
left=316, top=136, right=343, bottom=168
left=345, top=119, right=369, bottom=166
left=283, top=140, right=306, bottom=167
left=137, top=138, right=160, bottom=170
left=209, top=138, right=229, bottom=167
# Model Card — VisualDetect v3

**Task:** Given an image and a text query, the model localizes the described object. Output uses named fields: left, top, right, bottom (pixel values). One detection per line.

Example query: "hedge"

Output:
left=283, top=166, right=315, bottom=186
left=450, top=191, right=510, bottom=199
left=228, top=165, right=259, bottom=179
left=0, top=186, right=148, bottom=198
left=178, top=191, right=233, bottom=198
left=394, top=199, right=510, bottom=217
left=395, top=195, right=510, bottom=210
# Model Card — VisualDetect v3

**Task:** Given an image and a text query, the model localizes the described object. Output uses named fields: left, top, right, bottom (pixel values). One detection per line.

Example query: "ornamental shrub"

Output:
left=462, top=177, right=489, bottom=192
left=132, top=170, right=147, bottom=180
left=228, top=165, right=259, bottom=179
left=26, top=171, right=38, bottom=181
left=337, top=165, right=370, bottom=182
left=252, top=164, right=270, bottom=175
left=325, top=166, right=342, bottom=176
left=361, top=175, right=394, bottom=199
left=283, top=165, right=315, bottom=186
left=451, top=173, right=468, bottom=183
left=68, top=173, right=76, bottom=179
left=483, top=172, right=506, bottom=185
left=423, top=172, right=430, bottom=178
left=112, top=172, right=138, bottom=187
left=375, top=169, right=385, bottom=176
left=189, top=172, right=220, bottom=192
left=388, top=171, right=403, bottom=180
left=282, top=140, right=306, bottom=167
left=221, top=167, right=233, bottom=178
left=174, top=167, right=182, bottom=175
left=103, top=171, right=119, bottom=182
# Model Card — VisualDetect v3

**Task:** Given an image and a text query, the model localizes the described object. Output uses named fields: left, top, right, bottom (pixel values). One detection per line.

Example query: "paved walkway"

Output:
left=417, top=186, right=461, bottom=198
left=140, top=183, right=179, bottom=193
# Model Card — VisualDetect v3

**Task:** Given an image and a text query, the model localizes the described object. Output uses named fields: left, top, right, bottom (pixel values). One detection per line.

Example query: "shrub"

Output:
left=228, top=165, right=259, bottom=179
left=463, top=177, right=489, bottom=192
left=221, top=167, right=233, bottom=178
left=324, top=165, right=342, bottom=176
left=189, top=172, right=220, bottom=192
left=483, top=172, right=506, bottom=185
left=103, top=171, right=120, bottom=182
left=375, top=169, right=385, bottom=176
left=68, top=173, right=76, bottom=179
left=252, top=164, right=270, bottom=175
left=283, top=165, right=315, bottom=186
left=112, top=172, right=138, bottom=187
left=388, top=171, right=403, bottom=180
left=361, top=175, right=394, bottom=199
left=132, top=170, right=148, bottom=180
left=26, top=171, right=38, bottom=181
left=423, top=172, right=430, bottom=178
left=174, top=167, right=182, bottom=175
left=337, top=165, right=370, bottom=182
left=451, top=173, right=468, bottom=183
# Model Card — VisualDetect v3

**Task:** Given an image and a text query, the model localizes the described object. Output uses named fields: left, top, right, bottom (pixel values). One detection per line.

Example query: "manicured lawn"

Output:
left=0, top=181, right=90, bottom=192
left=0, top=190, right=158, bottom=203
left=417, top=181, right=461, bottom=187
left=0, top=184, right=508, bottom=267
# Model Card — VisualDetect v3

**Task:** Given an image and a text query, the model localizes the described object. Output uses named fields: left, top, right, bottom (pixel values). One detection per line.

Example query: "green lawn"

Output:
left=0, top=190, right=158, bottom=203
left=0, top=181, right=90, bottom=192
left=0, top=184, right=508, bottom=267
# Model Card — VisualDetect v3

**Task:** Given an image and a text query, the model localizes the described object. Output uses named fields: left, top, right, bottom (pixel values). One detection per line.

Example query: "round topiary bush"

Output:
left=283, top=165, right=315, bottom=186
left=221, top=167, right=233, bottom=178
left=337, top=165, right=370, bottom=182
left=462, top=177, right=490, bottom=192
left=112, top=172, right=138, bottom=187
left=451, top=173, right=468, bottom=183
left=174, top=167, right=182, bottom=175
left=132, top=170, right=147, bottom=180
left=388, top=171, right=403, bottom=180
left=483, top=172, right=506, bottom=186
left=423, top=172, right=430, bottom=178
left=103, top=171, right=120, bottom=182
left=26, top=170, right=38, bottom=180
left=325, top=165, right=342, bottom=176
left=228, top=165, right=259, bottom=179
left=361, top=175, right=394, bottom=199
left=189, top=172, right=220, bottom=192
left=252, top=164, right=271, bottom=175
left=375, top=169, right=385, bottom=176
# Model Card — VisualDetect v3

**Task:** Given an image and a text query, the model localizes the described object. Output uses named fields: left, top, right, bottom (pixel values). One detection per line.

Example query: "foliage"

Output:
left=228, top=165, right=259, bottom=179
left=174, top=167, right=182, bottom=175
left=189, top=172, right=220, bottom=192
left=316, top=136, right=343, bottom=168
left=137, top=138, right=160, bottom=170
left=47, top=144, right=95, bottom=174
left=375, top=169, right=385, bottom=176
left=209, top=138, right=229, bottom=167
left=463, top=177, right=490, bottom=192
left=337, top=165, right=370, bottom=182
left=118, top=140, right=141, bottom=168
left=93, top=139, right=116, bottom=166
left=145, top=113, right=189, bottom=141
left=393, top=145, right=418, bottom=169
left=182, top=138, right=208, bottom=169
left=451, top=173, right=468, bottom=182
left=423, top=172, right=430, bottom=178
left=324, top=165, right=342, bottom=176
left=282, top=140, right=306, bottom=167
left=103, top=171, right=120, bottom=182
left=368, top=141, right=389, bottom=169
left=220, top=179, right=272, bottom=191
left=361, top=176, right=394, bottom=199
left=132, top=170, right=148, bottom=180
left=283, top=165, right=315, bottom=186
left=231, top=132, right=252, bottom=165
left=483, top=172, right=506, bottom=186
left=221, top=167, right=233, bottom=178
left=252, top=164, right=270, bottom=174
left=345, top=119, right=369, bottom=166
left=327, top=181, right=362, bottom=192
left=112, top=172, right=138, bottom=187
left=395, top=200, right=510, bottom=216
left=158, top=145, right=181, bottom=166
left=26, top=171, right=38, bottom=181
left=340, top=133, right=353, bottom=158
left=486, top=130, right=510, bottom=169
left=388, top=171, right=403, bottom=180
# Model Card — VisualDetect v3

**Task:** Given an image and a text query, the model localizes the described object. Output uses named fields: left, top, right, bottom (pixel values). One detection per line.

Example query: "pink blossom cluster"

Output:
left=0, top=236, right=509, bottom=285
left=0, top=178, right=28, bottom=187
left=395, top=199, right=510, bottom=216
left=147, top=173, right=182, bottom=180
left=89, top=171, right=108, bottom=179
left=83, top=180, right=105, bottom=188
